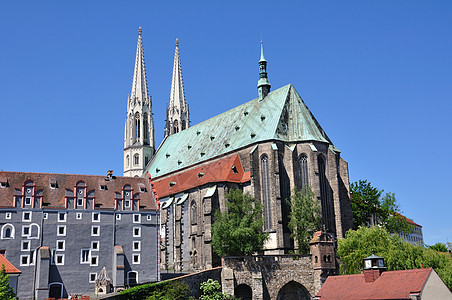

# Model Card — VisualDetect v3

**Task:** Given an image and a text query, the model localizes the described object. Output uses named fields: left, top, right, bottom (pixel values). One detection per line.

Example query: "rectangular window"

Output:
left=132, top=254, right=140, bottom=264
left=125, top=200, right=130, bottom=208
left=22, top=211, right=32, bottom=222
left=91, top=226, right=100, bottom=236
left=20, top=255, right=30, bottom=266
left=116, top=214, right=121, bottom=220
left=58, top=212, right=67, bottom=222
left=133, top=214, right=141, bottom=223
left=55, top=254, right=64, bottom=265
left=43, top=213, right=48, bottom=219
left=133, top=227, right=141, bottom=237
left=133, top=241, right=141, bottom=251
left=77, top=198, right=83, bottom=206
left=21, top=240, right=30, bottom=251
left=56, top=240, right=65, bottom=251
left=57, top=225, right=66, bottom=236
left=5, top=212, right=11, bottom=220
left=81, top=249, right=90, bottom=264
left=147, top=214, right=152, bottom=221
left=90, top=255, right=98, bottom=266
left=25, top=197, right=31, bottom=205
left=92, top=212, right=100, bottom=222
left=89, top=273, right=97, bottom=283
left=91, top=241, right=99, bottom=251
left=0, top=250, right=5, bottom=257
left=76, top=212, right=82, bottom=220
left=22, top=225, right=30, bottom=237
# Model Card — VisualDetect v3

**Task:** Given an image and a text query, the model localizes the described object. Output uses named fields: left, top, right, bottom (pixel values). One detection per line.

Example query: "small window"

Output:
left=125, top=200, right=130, bottom=208
left=25, top=197, right=32, bottom=205
left=90, top=255, right=98, bottom=266
left=132, top=254, right=140, bottom=264
left=140, top=187, right=146, bottom=193
left=43, top=213, right=48, bottom=219
left=56, top=240, right=65, bottom=251
left=21, top=240, right=30, bottom=251
left=22, top=225, right=30, bottom=237
left=57, top=225, right=66, bottom=236
left=20, top=255, right=30, bottom=266
left=0, top=250, right=6, bottom=256
left=81, top=249, right=90, bottom=264
left=89, top=273, right=97, bottom=283
left=133, top=214, right=141, bottom=223
left=91, top=226, right=100, bottom=236
left=91, top=241, right=99, bottom=251
left=77, top=198, right=83, bottom=206
left=55, top=254, right=64, bottom=265
left=0, top=182, right=7, bottom=188
left=133, top=241, right=141, bottom=251
left=133, top=227, right=141, bottom=237
left=50, top=183, right=56, bottom=189
left=58, top=212, right=67, bottom=222
left=92, top=213, right=100, bottom=222
left=23, top=211, right=32, bottom=222
left=147, top=214, right=152, bottom=221
left=100, top=185, right=107, bottom=191
left=76, top=213, right=82, bottom=220
left=5, top=213, right=11, bottom=220
left=116, top=214, right=121, bottom=220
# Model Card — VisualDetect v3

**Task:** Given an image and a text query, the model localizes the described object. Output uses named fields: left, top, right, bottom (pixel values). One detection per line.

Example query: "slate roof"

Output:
left=0, top=255, right=21, bottom=274
left=0, top=171, right=157, bottom=210
left=315, top=268, right=433, bottom=300
left=147, top=84, right=335, bottom=178
left=152, top=154, right=250, bottom=198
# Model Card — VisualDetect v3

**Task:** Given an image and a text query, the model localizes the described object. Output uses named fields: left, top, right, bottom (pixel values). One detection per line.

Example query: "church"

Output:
left=123, top=28, right=353, bottom=273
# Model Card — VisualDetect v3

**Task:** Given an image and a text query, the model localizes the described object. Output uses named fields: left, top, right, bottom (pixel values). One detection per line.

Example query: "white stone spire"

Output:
left=165, top=38, right=190, bottom=138
left=124, top=28, right=155, bottom=177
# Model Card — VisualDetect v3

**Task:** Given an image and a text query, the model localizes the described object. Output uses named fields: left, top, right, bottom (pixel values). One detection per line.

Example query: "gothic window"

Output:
left=318, top=155, right=334, bottom=232
left=126, top=155, right=130, bottom=167
left=261, top=154, right=272, bottom=231
left=135, top=113, right=141, bottom=139
left=145, top=156, right=149, bottom=166
left=134, top=154, right=139, bottom=165
left=143, top=113, right=148, bottom=141
left=182, top=120, right=186, bottom=130
left=191, top=201, right=197, bottom=225
left=298, top=154, right=309, bottom=188
left=173, top=120, right=179, bottom=134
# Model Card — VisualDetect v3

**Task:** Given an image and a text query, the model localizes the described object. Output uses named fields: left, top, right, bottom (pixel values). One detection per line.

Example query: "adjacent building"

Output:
left=0, top=171, right=159, bottom=299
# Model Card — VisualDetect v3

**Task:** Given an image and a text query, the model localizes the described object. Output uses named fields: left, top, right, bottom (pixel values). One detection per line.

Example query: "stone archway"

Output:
left=276, top=280, right=310, bottom=300
left=234, top=284, right=252, bottom=300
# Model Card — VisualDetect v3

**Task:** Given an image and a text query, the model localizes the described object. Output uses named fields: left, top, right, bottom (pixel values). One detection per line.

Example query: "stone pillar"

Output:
left=252, top=271, right=263, bottom=300
left=113, top=245, right=125, bottom=290
left=221, top=266, right=235, bottom=296
left=35, top=246, right=50, bottom=300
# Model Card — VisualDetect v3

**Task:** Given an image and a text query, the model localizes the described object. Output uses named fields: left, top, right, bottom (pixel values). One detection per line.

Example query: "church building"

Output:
left=126, top=29, right=354, bottom=273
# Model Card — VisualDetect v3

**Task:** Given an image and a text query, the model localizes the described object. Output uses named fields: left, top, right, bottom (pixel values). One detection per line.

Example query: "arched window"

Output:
left=1, top=224, right=14, bottom=239
left=134, top=154, right=139, bottom=166
left=127, top=271, right=138, bottom=286
left=191, top=201, right=197, bottom=225
left=182, top=120, right=186, bottom=130
left=261, top=154, right=272, bottom=231
left=135, top=113, right=141, bottom=139
left=298, top=154, right=309, bottom=188
left=143, top=113, right=148, bottom=141
left=126, top=155, right=130, bottom=167
left=318, top=155, right=334, bottom=232
left=173, top=120, right=179, bottom=134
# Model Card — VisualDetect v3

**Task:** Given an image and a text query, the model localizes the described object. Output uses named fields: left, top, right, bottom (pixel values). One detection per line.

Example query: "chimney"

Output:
left=106, top=170, right=115, bottom=181
left=363, top=251, right=386, bottom=283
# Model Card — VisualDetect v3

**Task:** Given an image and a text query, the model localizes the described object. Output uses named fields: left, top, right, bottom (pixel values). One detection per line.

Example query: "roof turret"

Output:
left=257, top=41, right=271, bottom=101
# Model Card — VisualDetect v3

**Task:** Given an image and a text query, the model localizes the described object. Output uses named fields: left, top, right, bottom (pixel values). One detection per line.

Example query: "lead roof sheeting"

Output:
left=271, top=143, right=278, bottom=151
left=204, top=185, right=217, bottom=198
left=309, top=144, right=318, bottom=152
left=161, top=197, right=174, bottom=209
left=176, top=193, right=189, bottom=205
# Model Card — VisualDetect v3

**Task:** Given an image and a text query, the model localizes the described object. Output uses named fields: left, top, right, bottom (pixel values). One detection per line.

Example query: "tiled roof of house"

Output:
left=395, top=212, right=422, bottom=227
left=0, top=255, right=21, bottom=274
left=316, top=268, right=432, bottom=300
left=152, top=154, right=250, bottom=198
left=147, top=84, right=336, bottom=178
left=0, top=171, right=157, bottom=210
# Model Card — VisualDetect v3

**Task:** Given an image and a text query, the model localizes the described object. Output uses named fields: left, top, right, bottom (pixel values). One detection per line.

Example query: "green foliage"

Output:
left=120, top=280, right=190, bottom=300
left=337, top=226, right=452, bottom=290
left=428, top=242, right=449, bottom=252
left=350, top=180, right=411, bottom=233
left=288, top=186, right=322, bottom=254
left=211, top=189, right=269, bottom=256
left=200, top=279, right=237, bottom=300
left=0, top=265, right=16, bottom=300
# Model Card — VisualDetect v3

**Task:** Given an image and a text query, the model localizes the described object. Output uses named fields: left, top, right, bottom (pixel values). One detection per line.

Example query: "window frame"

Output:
left=132, top=253, right=141, bottom=264
left=92, top=212, right=100, bottom=222
left=133, top=241, right=141, bottom=251
left=133, top=214, right=141, bottom=224
left=80, top=249, right=90, bottom=264
left=91, top=241, right=99, bottom=251
left=58, top=212, right=67, bottom=222
left=20, top=255, right=30, bottom=266
left=133, top=227, right=141, bottom=237
left=57, top=225, right=66, bottom=237
left=91, top=225, right=100, bottom=236
left=56, top=240, right=65, bottom=251
left=22, top=211, right=32, bottom=222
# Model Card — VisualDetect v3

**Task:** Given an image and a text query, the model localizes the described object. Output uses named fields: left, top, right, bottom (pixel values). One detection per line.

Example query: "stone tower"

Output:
left=164, top=38, right=190, bottom=138
left=123, top=28, right=155, bottom=177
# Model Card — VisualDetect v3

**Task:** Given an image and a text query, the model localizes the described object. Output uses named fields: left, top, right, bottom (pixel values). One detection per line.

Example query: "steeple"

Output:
left=165, top=38, right=190, bottom=138
left=257, top=41, right=271, bottom=101
left=124, top=28, right=155, bottom=177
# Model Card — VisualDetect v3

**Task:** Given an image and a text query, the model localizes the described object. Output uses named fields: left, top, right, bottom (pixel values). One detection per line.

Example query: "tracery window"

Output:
left=134, top=154, right=139, bottom=166
left=318, top=155, right=334, bottom=232
left=190, top=201, right=197, bottom=225
left=298, top=154, right=309, bottom=188
left=261, top=154, right=272, bottom=230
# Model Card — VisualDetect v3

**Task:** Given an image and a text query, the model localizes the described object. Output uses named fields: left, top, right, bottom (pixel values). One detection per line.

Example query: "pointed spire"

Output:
left=257, top=41, right=271, bottom=101
left=130, top=27, right=150, bottom=103
left=165, top=38, right=190, bottom=137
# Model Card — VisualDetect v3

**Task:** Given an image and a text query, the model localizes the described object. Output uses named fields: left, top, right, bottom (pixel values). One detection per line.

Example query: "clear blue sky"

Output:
left=1, top=1, right=451, bottom=246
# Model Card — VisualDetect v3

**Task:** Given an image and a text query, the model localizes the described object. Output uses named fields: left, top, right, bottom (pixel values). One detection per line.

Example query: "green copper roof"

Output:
left=146, top=84, right=336, bottom=178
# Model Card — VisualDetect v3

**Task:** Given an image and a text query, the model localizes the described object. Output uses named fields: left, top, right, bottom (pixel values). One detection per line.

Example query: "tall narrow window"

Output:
left=135, top=113, right=141, bottom=139
left=318, top=155, right=334, bottom=232
left=134, top=154, right=139, bottom=166
left=298, top=154, right=309, bottom=188
left=261, top=154, right=272, bottom=231
left=190, top=201, right=197, bottom=225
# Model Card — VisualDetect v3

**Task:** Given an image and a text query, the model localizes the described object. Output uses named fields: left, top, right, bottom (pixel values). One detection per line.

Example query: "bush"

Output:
left=120, top=280, right=190, bottom=300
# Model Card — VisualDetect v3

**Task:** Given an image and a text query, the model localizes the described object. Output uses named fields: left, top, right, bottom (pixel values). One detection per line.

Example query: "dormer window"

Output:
left=0, top=178, right=7, bottom=188
left=100, top=185, right=107, bottom=191
left=140, top=187, right=146, bottom=193
left=25, top=197, right=32, bottom=206
left=49, top=178, right=57, bottom=189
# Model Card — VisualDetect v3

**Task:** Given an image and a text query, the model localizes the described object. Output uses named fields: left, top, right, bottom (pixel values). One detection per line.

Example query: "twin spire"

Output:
left=130, top=27, right=150, bottom=104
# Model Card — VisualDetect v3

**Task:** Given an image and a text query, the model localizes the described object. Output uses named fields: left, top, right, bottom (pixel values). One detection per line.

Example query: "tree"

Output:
left=200, top=279, right=237, bottom=300
left=0, top=264, right=16, bottom=300
left=288, top=186, right=322, bottom=254
left=428, top=242, right=449, bottom=252
left=350, top=180, right=411, bottom=233
left=211, top=189, right=269, bottom=257
left=337, top=226, right=452, bottom=289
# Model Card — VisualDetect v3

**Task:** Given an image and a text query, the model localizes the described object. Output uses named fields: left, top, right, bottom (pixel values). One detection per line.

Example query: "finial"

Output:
left=138, top=27, right=142, bottom=36
left=176, top=38, right=179, bottom=47
left=260, top=41, right=266, bottom=62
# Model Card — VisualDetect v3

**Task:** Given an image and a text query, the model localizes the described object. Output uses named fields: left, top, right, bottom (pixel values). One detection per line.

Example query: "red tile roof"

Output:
left=152, top=155, right=250, bottom=198
left=0, top=255, right=21, bottom=274
left=0, top=171, right=157, bottom=210
left=316, top=268, right=432, bottom=300
left=394, top=212, right=422, bottom=227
